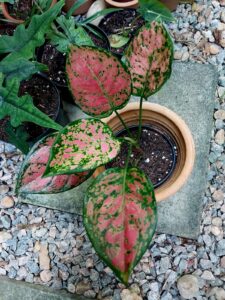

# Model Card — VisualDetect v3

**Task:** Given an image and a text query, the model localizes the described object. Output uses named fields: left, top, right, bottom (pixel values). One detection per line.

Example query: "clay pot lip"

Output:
left=0, top=0, right=57, bottom=24
left=105, top=0, right=138, bottom=8
left=102, top=102, right=195, bottom=202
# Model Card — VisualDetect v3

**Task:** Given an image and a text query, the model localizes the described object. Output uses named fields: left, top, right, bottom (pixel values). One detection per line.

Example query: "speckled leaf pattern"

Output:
left=16, top=133, right=91, bottom=194
left=44, top=119, right=121, bottom=176
left=83, top=167, right=157, bottom=284
left=124, top=22, right=173, bottom=97
left=66, top=45, right=131, bottom=118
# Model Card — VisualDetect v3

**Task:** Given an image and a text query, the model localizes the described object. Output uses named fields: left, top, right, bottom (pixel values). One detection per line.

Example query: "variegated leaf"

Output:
left=16, top=133, right=91, bottom=194
left=124, top=22, right=173, bottom=97
left=44, top=119, right=121, bottom=176
left=83, top=167, right=157, bottom=284
left=66, top=45, right=132, bottom=118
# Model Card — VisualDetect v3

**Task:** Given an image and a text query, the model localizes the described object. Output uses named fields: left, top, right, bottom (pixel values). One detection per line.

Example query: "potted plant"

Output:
left=99, top=0, right=175, bottom=56
left=0, top=0, right=57, bottom=24
left=16, top=20, right=195, bottom=284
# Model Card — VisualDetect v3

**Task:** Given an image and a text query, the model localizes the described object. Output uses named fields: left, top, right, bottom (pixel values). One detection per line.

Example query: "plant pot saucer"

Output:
left=94, top=102, right=195, bottom=202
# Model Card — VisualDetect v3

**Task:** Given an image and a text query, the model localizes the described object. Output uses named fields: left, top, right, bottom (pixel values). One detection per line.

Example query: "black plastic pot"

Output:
left=106, top=124, right=177, bottom=189
left=98, top=9, right=145, bottom=57
left=0, top=73, right=64, bottom=148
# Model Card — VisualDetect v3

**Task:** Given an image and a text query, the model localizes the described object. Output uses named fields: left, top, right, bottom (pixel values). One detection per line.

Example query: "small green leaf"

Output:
left=138, top=0, right=175, bottom=23
left=0, top=77, right=62, bottom=131
left=44, top=118, right=121, bottom=176
left=84, top=167, right=157, bottom=284
left=47, top=16, right=94, bottom=53
left=0, top=56, right=48, bottom=81
left=0, top=0, right=64, bottom=57
left=0, top=0, right=14, bottom=3
left=5, top=122, right=30, bottom=154
left=108, top=34, right=130, bottom=49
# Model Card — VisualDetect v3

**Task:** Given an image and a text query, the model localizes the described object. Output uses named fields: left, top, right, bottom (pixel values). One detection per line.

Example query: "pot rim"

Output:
left=101, top=102, right=195, bottom=202
left=105, top=0, right=138, bottom=8
left=0, top=0, right=57, bottom=24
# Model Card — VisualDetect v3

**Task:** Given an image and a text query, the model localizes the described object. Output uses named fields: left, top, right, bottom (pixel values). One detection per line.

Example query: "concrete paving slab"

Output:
left=0, top=276, right=88, bottom=300
left=19, top=62, right=217, bottom=239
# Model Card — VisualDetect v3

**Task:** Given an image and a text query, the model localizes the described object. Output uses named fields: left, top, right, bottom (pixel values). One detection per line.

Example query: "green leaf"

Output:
left=44, top=118, right=121, bottom=176
left=0, top=56, right=48, bottom=81
left=47, top=16, right=94, bottom=53
left=108, top=34, right=130, bottom=49
left=0, top=0, right=64, bottom=57
left=138, top=0, right=175, bottom=23
left=5, top=122, right=30, bottom=154
left=83, top=167, right=157, bottom=284
left=0, top=76, right=62, bottom=130
left=16, top=132, right=92, bottom=194
left=124, top=22, right=173, bottom=97
left=66, top=0, right=86, bottom=18
left=0, top=0, right=14, bottom=3
left=81, top=8, right=121, bottom=25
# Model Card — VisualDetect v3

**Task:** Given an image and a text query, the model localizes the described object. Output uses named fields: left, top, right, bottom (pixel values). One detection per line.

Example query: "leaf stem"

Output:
left=138, top=94, right=145, bottom=143
left=114, top=109, right=133, bottom=139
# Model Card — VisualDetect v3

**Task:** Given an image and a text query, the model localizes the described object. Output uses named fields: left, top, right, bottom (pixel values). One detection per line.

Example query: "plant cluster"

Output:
left=0, top=0, right=174, bottom=284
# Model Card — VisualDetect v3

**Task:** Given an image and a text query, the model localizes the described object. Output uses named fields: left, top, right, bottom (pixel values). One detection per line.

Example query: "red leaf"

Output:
left=124, top=22, right=173, bottom=97
left=16, top=133, right=91, bottom=194
left=66, top=45, right=132, bottom=117
left=84, top=167, right=157, bottom=284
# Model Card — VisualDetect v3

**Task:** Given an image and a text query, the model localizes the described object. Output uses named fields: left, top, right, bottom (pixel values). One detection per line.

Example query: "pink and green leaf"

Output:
left=16, top=133, right=91, bottom=194
left=44, top=119, right=121, bottom=176
left=66, top=45, right=132, bottom=118
left=83, top=167, right=157, bottom=285
left=124, top=22, right=173, bottom=98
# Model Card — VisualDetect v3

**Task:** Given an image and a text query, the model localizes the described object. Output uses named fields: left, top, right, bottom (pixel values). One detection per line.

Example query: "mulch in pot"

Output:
left=7, top=0, right=33, bottom=20
left=106, top=125, right=178, bottom=188
left=99, top=9, right=145, bottom=56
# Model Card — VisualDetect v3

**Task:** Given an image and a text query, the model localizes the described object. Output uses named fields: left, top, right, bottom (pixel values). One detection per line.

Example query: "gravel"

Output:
left=1, top=1, right=225, bottom=299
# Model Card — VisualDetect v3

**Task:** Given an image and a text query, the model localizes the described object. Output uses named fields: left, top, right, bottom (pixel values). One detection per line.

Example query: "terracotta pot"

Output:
left=160, top=0, right=179, bottom=11
left=93, top=102, right=195, bottom=202
left=105, top=0, right=138, bottom=9
left=0, top=0, right=57, bottom=24
left=63, top=0, right=94, bottom=15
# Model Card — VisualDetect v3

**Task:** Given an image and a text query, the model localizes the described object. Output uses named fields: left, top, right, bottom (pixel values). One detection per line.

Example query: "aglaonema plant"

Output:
left=16, top=21, right=173, bottom=284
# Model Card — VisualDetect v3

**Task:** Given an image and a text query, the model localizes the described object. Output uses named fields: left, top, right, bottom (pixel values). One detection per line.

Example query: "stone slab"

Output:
left=0, top=276, right=88, bottom=300
left=19, top=62, right=217, bottom=239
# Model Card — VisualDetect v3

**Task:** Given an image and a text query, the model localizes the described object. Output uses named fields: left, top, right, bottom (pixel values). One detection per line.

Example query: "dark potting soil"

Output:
left=107, top=126, right=178, bottom=188
left=41, top=44, right=67, bottom=86
left=19, top=75, right=59, bottom=140
left=8, top=0, right=33, bottom=20
left=99, top=9, right=145, bottom=55
left=0, top=117, right=10, bottom=142
left=0, top=24, right=16, bottom=36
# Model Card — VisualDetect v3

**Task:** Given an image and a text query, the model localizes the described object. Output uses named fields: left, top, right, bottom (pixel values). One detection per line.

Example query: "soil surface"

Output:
left=8, top=0, right=33, bottom=20
left=107, top=125, right=178, bottom=187
left=86, top=27, right=110, bottom=50
left=99, top=9, right=145, bottom=55
left=0, top=24, right=16, bottom=36
left=19, top=74, right=59, bottom=140
left=40, top=44, right=67, bottom=87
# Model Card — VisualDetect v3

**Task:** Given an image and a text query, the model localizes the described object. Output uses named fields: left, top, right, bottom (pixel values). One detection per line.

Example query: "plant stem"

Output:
left=125, top=143, right=132, bottom=171
left=114, top=109, right=133, bottom=139
left=138, top=94, right=145, bottom=143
